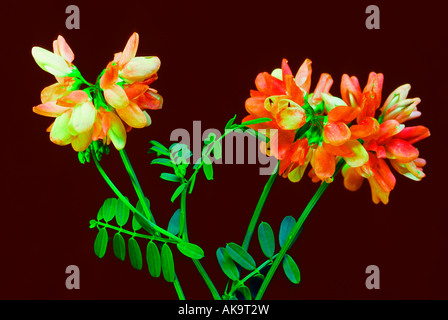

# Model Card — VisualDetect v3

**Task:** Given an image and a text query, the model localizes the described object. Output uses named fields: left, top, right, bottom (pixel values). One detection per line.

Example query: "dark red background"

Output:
left=2, top=0, right=447, bottom=300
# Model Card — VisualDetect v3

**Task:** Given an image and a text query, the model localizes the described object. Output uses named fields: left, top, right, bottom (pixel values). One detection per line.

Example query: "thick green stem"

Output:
left=242, top=161, right=279, bottom=251
left=92, top=154, right=185, bottom=300
left=179, top=187, right=221, bottom=300
left=255, top=158, right=346, bottom=300
left=119, top=149, right=154, bottom=223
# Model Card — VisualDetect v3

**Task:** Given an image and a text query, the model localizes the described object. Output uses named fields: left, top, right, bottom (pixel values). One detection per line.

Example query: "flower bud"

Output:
left=120, top=56, right=161, bottom=83
left=32, top=46, right=73, bottom=77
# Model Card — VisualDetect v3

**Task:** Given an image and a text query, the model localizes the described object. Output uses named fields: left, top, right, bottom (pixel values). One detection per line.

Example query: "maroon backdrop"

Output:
left=2, top=0, right=447, bottom=299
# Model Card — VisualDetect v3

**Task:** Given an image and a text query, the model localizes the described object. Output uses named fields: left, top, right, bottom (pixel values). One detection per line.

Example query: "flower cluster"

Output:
left=32, top=33, right=162, bottom=152
left=243, top=59, right=430, bottom=204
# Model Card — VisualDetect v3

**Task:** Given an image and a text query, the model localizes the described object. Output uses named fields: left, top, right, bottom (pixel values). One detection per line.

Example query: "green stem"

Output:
left=94, top=221, right=177, bottom=244
left=92, top=154, right=186, bottom=300
left=255, top=158, right=346, bottom=300
left=242, top=161, right=279, bottom=251
left=228, top=254, right=278, bottom=296
left=179, top=186, right=222, bottom=300
left=93, top=155, right=181, bottom=242
left=119, top=149, right=154, bottom=223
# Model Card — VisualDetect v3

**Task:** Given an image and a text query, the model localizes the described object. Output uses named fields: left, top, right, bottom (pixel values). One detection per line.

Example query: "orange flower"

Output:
left=244, top=59, right=332, bottom=161
left=322, top=72, right=385, bottom=168
left=341, top=83, right=430, bottom=204
left=100, top=32, right=162, bottom=128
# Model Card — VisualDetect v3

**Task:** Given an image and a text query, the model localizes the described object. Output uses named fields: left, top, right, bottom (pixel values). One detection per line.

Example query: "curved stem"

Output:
left=255, top=158, right=346, bottom=300
left=242, top=161, right=279, bottom=251
left=93, top=155, right=181, bottom=242
left=92, top=154, right=186, bottom=300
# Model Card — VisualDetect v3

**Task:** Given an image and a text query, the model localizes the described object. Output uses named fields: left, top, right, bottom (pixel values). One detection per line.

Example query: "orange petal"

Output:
left=33, top=101, right=70, bottom=117
left=328, top=105, right=359, bottom=123
left=116, top=102, right=148, bottom=128
left=41, top=79, right=74, bottom=103
left=311, top=145, right=335, bottom=181
left=104, top=85, right=129, bottom=109
left=53, top=35, right=74, bottom=64
left=49, top=110, right=73, bottom=146
left=340, top=74, right=361, bottom=107
left=245, top=96, right=272, bottom=119
left=294, top=59, right=312, bottom=93
left=274, top=99, right=306, bottom=130
left=350, top=117, right=379, bottom=140
left=281, top=58, right=293, bottom=80
left=375, top=120, right=404, bottom=145
left=367, top=177, right=389, bottom=204
left=100, top=61, right=119, bottom=89
left=393, top=126, right=430, bottom=145
left=323, top=142, right=355, bottom=157
left=68, top=101, right=96, bottom=134
left=71, top=130, right=93, bottom=152
left=119, top=32, right=139, bottom=67
left=107, top=112, right=127, bottom=150
left=343, top=139, right=369, bottom=167
left=284, top=74, right=304, bottom=105
left=385, top=138, right=419, bottom=163
left=120, top=57, right=161, bottom=83
left=311, top=73, right=333, bottom=104
left=124, top=82, right=149, bottom=100
left=269, top=129, right=295, bottom=160
left=375, top=158, right=396, bottom=192
left=57, top=90, right=89, bottom=108
left=323, top=122, right=351, bottom=146
left=136, top=90, right=163, bottom=110
left=255, top=72, right=286, bottom=96
left=342, top=165, right=364, bottom=191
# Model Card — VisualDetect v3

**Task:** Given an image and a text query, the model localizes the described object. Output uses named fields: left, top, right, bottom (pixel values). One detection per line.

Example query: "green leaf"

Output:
left=113, top=233, right=126, bottom=261
left=177, top=241, right=204, bottom=260
left=240, top=117, right=272, bottom=126
left=128, top=238, right=143, bottom=270
left=161, top=243, right=175, bottom=283
left=148, top=146, right=171, bottom=157
left=258, top=222, right=275, bottom=258
left=94, top=228, right=108, bottom=258
left=168, top=209, right=180, bottom=236
left=97, top=205, right=103, bottom=221
left=149, top=140, right=169, bottom=151
left=102, top=198, right=117, bottom=222
left=282, top=254, right=301, bottom=284
left=115, top=198, right=130, bottom=227
left=160, top=173, right=182, bottom=183
left=203, top=163, right=214, bottom=180
left=171, top=184, right=186, bottom=203
left=216, top=247, right=239, bottom=281
left=236, top=285, right=252, bottom=300
left=226, top=242, right=256, bottom=271
left=225, top=114, right=237, bottom=129
left=150, top=158, right=174, bottom=168
left=146, top=241, right=162, bottom=278
left=132, top=215, right=142, bottom=231
left=210, top=140, right=222, bottom=160
left=279, top=216, right=296, bottom=248
left=189, top=172, right=197, bottom=194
